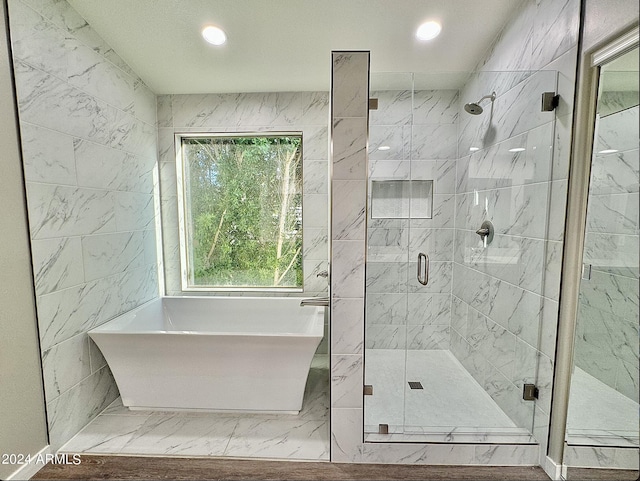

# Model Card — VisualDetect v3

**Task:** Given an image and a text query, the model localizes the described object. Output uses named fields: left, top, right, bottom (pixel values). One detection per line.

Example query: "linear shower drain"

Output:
left=408, top=381, right=423, bottom=390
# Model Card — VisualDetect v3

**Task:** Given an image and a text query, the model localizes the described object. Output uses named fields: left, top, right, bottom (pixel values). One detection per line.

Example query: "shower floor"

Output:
left=59, top=355, right=329, bottom=460
left=566, top=367, right=639, bottom=447
left=364, top=349, right=534, bottom=443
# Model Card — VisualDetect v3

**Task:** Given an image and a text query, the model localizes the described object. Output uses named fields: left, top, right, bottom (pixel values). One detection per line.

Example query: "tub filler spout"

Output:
left=300, top=296, right=330, bottom=307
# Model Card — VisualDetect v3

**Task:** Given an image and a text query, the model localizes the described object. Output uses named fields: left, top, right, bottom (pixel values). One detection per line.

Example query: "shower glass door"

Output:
left=365, top=69, right=559, bottom=443
left=365, top=72, right=414, bottom=437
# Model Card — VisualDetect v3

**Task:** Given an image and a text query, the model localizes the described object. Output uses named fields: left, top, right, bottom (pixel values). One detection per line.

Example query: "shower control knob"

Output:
left=475, top=220, right=494, bottom=246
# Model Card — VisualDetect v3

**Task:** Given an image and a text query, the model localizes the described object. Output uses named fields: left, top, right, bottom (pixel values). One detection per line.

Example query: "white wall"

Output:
left=0, top=0, right=49, bottom=477
left=7, top=0, right=159, bottom=450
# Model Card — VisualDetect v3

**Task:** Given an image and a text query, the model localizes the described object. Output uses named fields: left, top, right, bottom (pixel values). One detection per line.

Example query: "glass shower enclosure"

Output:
left=364, top=69, right=559, bottom=443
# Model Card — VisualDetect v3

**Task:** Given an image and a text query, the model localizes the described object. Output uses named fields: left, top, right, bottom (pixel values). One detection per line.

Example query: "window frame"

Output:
left=175, top=132, right=304, bottom=292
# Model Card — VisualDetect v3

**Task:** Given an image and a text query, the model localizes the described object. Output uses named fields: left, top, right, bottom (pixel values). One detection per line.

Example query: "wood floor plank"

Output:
left=566, top=467, right=640, bottom=480
left=32, top=455, right=551, bottom=480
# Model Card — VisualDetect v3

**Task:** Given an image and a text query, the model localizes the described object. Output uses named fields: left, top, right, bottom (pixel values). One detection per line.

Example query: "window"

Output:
left=176, top=133, right=303, bottom=290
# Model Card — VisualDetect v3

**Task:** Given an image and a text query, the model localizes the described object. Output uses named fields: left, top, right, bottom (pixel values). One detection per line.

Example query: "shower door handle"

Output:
left=417, top=253, right=429, bottom=286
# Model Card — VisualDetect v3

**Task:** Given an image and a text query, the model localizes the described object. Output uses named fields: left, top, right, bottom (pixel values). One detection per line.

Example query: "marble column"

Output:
left=329, top=51, right=369, bottom=462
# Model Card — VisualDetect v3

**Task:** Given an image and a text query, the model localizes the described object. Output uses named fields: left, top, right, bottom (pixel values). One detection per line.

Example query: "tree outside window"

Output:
left=178, top=134, right=303, bottom=289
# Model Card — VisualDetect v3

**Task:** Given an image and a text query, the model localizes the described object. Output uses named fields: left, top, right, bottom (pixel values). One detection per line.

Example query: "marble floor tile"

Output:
left=566, top=367, right=639, bottom=447
left=364, top=349, right=527, bottom=442
left=59, top=355, right=330, bottom=460
left=223, top=418, right=329, bottom=460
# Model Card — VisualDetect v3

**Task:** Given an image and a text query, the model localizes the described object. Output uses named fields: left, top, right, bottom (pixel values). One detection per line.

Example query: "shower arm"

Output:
left=475, top=92, right=496, bottom=104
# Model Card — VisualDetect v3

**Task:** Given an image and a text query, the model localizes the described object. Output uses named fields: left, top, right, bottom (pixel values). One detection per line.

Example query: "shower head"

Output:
left=464, top=91, right=496, bottom=115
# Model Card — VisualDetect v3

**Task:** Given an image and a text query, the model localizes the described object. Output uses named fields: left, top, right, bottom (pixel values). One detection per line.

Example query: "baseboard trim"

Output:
left=543, top=455, right=564, bottom=480
left=5, top=445, right=51, bottom=480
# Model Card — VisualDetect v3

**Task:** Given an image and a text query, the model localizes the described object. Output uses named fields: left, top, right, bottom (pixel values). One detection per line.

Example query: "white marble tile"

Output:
left=331, top=241, right=364, bottom=299
left=304, top=194, right=328, bottom=229
left=413, top=90, right=459, bottom=125
left=331, top=354, right=363, bottom=409
left=408, top=228, right=454, bottom=261
left=224, top=417, right=328, bottom=460
left=301, top=91, right=329, bottom=126
left=81, top=232, right=144, bottom=282
left=19, top=122, right=76, bottom=185
left=369, top=159, right=410, bottom=180
left=110, top=110, right=157, bottom=160
left=369, top=89, right=412, bottom=126
left=331, top=298, right=364, bottom=355
left=47, top=366, right=119, bottom=451
left=368, top=125, right=404, bottom=161
left=410, top=160, right=456, bottom=194
left=114, top=192, right=154, bottom=231
left=596, top=105, right=639, bottom=154
left=564, top=445, right=617, bottom=468
left=118, top=414, right=237, bottom=456
left=586, top=192, right=639, bottom=235
left=406, top=261, right=452, bottom=293
left=66, top=38, right=134, bottom=112
left=303, top=227, right=328, bottom=262
left=332, top=180, right=366, bottom=240
left=366, top=293, right=407, bottom=325
left=117, top=266, right=159, bottom=313
left=590, top=149, right=639, bottom=195
left=14, top=60, right=115, bottom=145
left=362, top=443, right=476, bottom=464
left=60, top=414, right=150, bottom=454
left=332, top=118, right=367, bottom=180
left=133, top=80, right=157, bottom=126
left=302, top=125, right=328, bottom=160
left=406, top=293, right=451, bottom=326
left=365, top=324, right=406, bottom=350
left=156, top=95, right=173, bottom=128
left=490, top=281, right=543, bottom=347
left=142, top=229, right=157, bottom=267
left=303, top=159, right=328, bottom=195
left=578, top=269, right=638, bottom=322
left=367, top=226, right=408, bottom=262
left=8, top=0, right=67, bottom=78
left=365, top=261, right=405, bottom=294
left=31, top=236, right=84, bottom=295
left=474, top=444, right=539, bottom=465
left=531, top=0, right=580, bottom=70
left=467, top=312, right=516, bottom=379
left=74, top=139, right=154, bottom=193
left=26, top=183, right=115, bottom=239
left=330, top=408, right=362, bottom=462
left=42, top=333, right=91, bottom=404
left=407, top=324, right=450, bottom=350
left=88, top=336, right=107, bottom=373
left=411, top=124, right=457, bottom=160
left=332, top=52, right=369, bottom=119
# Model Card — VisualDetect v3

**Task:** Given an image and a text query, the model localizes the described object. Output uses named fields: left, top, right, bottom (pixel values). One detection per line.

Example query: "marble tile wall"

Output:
left=8, top=0, right=159, bottom=450
left=450, top=0, right=580, bottom=465
left=366, top=89, right=458, bottom=350
left=156, top=92, right=329, bottom=301
left=330, top=51, right=369, bottom=462
left=574, top=105, right=639, bottom=402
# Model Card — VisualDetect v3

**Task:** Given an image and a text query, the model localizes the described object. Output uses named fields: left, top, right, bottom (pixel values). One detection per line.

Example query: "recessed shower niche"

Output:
left=371, top=180, right=433, bottom=219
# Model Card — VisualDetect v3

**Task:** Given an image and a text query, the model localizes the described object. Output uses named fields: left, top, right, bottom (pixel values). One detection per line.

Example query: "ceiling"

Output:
left=67, top=0, right=526, bottom=95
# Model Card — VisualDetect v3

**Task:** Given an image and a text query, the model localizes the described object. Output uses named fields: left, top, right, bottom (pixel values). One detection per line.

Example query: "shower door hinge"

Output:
left=369, top=98, right=379, bottom=110
left=364, top=384, right=373, bottom=395
left=523, top=384, right=539, bottom=401
left=582, top=263, right=592, bottom=280
left=541, top=92, right=560, bottom=111
left=378, top=423, right=389, bottom=434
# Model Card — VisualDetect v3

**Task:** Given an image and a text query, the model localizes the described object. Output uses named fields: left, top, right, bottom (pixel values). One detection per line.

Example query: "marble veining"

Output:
left=60, top=355, right=330, bottom=460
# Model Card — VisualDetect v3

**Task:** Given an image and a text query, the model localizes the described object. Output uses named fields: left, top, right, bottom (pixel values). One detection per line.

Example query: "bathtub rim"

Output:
left=89, top=296, right=325, bottom=338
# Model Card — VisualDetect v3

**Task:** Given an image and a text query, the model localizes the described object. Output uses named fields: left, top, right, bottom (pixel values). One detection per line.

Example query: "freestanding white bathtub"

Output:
left=89, top=297, right=324, bottom=414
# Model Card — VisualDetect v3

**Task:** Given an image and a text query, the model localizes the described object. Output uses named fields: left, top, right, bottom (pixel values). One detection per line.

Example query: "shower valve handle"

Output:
left=476, top=228, right=490, bottom=236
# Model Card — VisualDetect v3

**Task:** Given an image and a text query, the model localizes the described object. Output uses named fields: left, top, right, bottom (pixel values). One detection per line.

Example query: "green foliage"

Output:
left=182, top=135, right=303, bottom=288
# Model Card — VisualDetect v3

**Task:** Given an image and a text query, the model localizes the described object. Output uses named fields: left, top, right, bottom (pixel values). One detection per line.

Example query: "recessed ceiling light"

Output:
left=509, top=147, right=526, bottom=153
left=469, top=147, right=479, bottom=152
left=378, top=145, right=391, bottom=151
left=598, top=149, right=618, bottom=154
left=416, top=21, right=442, bottom=41
left=202, top=25, right=227, bottom=46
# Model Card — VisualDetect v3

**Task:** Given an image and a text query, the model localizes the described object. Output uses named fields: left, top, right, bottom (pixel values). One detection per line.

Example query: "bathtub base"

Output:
left=89, top=297, right=324, bottom=414
left=128, top=406, right=300, bottom=415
